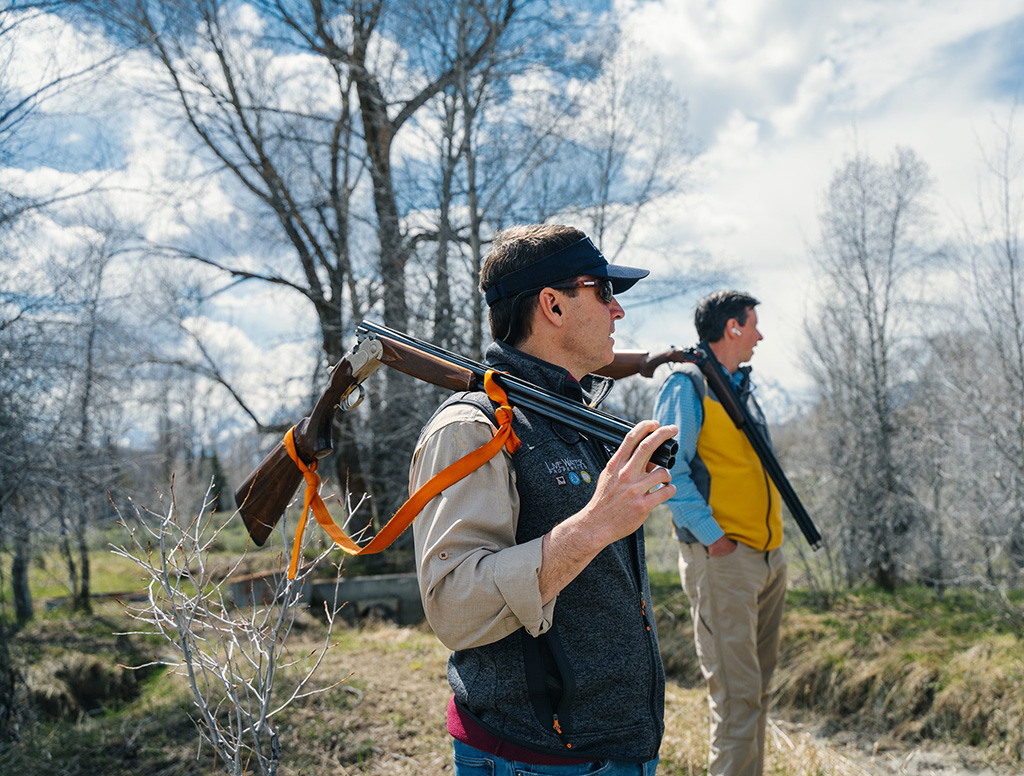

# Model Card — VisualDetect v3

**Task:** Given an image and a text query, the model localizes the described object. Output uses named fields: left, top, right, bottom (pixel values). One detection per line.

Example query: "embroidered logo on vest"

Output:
left=545, top=457, right=587, bottom=474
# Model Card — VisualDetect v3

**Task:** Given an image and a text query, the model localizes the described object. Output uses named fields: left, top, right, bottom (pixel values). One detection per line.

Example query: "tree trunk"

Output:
left=351, top=43, right=416, bottom=524
left=0, top=620, right=17, bottom=742
left=11, top=521, right=32, bottom=623
left=76, top=517, right=92, bottom=614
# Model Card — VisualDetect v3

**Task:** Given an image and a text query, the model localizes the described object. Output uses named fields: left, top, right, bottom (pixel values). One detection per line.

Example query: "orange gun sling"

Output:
left=284, top=370, right=521, bottom=579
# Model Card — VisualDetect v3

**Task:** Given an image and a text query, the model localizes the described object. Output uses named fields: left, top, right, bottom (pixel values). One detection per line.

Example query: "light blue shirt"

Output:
left=652, top=367, right=747, bottom=546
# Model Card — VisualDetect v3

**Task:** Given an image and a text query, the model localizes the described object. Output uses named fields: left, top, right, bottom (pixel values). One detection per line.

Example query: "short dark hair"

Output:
left=480, top=224, right=587, bottom=346
left=694, top=289, right=760, bottom=343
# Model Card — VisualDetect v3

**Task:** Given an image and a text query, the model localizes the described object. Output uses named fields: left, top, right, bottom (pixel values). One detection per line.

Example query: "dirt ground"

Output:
left=14, top=604, right=1017, bottom=776
left=791, top=723, right=1017, bottom=776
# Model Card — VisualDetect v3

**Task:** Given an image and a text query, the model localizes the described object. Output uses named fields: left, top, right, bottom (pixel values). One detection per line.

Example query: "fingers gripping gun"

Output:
left=597, top=344, right=823, bottom=551
left=235, top=321, right=679, bottom=547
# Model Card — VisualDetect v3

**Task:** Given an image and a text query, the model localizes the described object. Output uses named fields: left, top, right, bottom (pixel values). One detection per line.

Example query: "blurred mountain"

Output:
left=753, top=375, right=815, bottom=426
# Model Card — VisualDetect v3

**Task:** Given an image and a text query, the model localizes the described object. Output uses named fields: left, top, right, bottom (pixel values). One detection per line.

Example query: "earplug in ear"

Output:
left=731, top=327, right=741, bottom=335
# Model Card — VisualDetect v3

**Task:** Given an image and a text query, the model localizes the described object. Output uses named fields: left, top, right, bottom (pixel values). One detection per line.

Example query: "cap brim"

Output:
left=589, top=264, right=650, bottom=295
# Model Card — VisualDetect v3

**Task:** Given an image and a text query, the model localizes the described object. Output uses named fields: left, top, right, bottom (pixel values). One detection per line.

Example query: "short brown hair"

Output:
left=694, top=289, right=760, bottom=342
left=480, top=224, right=587, bottom=345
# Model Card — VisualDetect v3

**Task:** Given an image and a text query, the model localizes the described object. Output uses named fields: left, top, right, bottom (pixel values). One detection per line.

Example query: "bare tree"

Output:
left=52, top=0, right=702, bottom=563
left=0, top=0, right=134, bottom=630
left=907, top=330, right=1013, bottom=592
left=966, top=106, right=1024, bottom=578
left=559, top=38, right=694, bottom=263
left=70, top=0, right=526, bottom=522
left=113, top=478, right=363, bottom=775
left=806, top=146, right=937, bottom=591
left=0, top=221, right=70, bottom=626
left=55, top=219, right=146, bottom=610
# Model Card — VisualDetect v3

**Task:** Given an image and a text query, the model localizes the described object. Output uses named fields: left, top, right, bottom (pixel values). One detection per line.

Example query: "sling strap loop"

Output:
left=284, top=370, right=521, bottom=578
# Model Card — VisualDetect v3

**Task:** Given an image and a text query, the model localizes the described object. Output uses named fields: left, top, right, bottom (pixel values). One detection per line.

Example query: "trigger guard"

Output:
left=339, top=384, right=365, bottom=412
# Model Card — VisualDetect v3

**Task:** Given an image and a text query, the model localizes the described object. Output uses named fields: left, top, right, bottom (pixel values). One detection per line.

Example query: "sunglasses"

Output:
left=549, top=277, right=615, bottom=303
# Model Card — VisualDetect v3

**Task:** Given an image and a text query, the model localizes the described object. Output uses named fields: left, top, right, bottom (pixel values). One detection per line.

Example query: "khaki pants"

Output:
left=678, top=541, right=787, bottom=776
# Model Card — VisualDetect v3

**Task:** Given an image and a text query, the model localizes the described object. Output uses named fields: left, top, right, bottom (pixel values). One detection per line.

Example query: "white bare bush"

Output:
left=111, top=476, right=366, bottom=776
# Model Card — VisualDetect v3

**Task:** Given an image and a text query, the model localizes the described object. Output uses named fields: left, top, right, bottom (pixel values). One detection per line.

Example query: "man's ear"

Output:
left=537, top=289, right=564, bottom=326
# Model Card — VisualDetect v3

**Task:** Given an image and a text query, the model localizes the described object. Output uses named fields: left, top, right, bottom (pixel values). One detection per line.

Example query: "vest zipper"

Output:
left=632, top=532, right=661, bottom=751
left=762, top=466, right=774, bottom=550
left=552, top=714, right=573, bottom=750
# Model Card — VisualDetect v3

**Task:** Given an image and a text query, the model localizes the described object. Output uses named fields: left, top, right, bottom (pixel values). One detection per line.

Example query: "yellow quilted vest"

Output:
left=697, top=388, right=783, bottom=551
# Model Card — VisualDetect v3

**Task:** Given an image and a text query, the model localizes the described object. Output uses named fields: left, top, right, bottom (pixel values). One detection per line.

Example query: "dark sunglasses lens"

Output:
left=599, top=280, right=614, bottom=303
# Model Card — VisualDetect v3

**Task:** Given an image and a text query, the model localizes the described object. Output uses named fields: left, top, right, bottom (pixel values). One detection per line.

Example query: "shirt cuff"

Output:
left=684, top=514, right=725, bottom=547
left=492, top=536, right=554, bottom=637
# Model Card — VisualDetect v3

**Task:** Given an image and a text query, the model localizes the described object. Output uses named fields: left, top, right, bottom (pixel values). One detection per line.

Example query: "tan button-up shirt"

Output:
left=410, top=403, right=556, bottom=651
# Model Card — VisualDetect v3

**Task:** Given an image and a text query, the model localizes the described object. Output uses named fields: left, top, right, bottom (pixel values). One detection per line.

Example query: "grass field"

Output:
left=2, top=507, right=1023, bottom=774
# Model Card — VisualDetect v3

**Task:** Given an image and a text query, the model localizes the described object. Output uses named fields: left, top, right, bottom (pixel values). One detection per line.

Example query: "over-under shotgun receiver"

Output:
left=234, top=321, right=678, bottom=546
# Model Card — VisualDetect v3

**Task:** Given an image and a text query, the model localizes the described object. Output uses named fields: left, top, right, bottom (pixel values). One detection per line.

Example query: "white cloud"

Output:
left=770, top=58, right=837, bottom=138
left=3, top=13, right=117, bottom=110
left=616, top=0, right=1024, bottom=397
left=180, top=315, right=318, bottom=420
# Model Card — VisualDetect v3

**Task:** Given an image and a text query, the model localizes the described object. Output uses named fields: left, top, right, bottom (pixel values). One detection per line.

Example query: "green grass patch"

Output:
left=775, top=586, right=1024, bottom=761
left=1, top=512, right=298, bottom=617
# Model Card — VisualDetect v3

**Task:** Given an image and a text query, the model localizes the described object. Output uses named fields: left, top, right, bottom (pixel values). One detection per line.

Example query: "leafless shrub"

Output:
left=111, top=476, right=366, bottom=776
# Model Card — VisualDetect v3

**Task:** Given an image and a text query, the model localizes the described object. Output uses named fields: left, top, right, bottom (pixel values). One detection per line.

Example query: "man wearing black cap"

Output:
left=411, top=224, right=677, bottom=775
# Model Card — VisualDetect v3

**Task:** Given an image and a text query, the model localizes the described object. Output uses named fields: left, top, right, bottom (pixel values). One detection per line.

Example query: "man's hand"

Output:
left=579, top=419, right=679, bottom=547
left=538, top=420, right=678, bottom=603
left=706, top=536, right=737, bottom=557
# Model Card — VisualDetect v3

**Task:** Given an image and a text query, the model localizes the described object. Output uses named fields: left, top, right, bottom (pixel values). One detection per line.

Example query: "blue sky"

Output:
left=5, top=0, right=1024, bottom=422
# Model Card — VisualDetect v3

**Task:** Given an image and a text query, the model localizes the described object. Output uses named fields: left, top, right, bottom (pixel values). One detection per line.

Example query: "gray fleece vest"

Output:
left=438, top=341, right=665, bottom=761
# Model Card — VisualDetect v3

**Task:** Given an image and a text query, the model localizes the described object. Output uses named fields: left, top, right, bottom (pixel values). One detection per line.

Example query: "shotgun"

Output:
left=235, top=321, right=679, bottom=546
left=597, top=344, right=823, bottom=551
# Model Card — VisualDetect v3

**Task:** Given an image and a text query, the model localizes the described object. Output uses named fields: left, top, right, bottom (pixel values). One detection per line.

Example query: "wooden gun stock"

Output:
left=235, top=332, right=481, bottom=545
left=596, top=348, right=695, bottom=379
left=234, top=338, right=386, bottom=546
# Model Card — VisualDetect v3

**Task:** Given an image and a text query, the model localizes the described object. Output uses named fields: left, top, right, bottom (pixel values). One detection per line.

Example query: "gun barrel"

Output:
left=694, top=344, right=823, bottom=551
left=357, top=321, right=678, bottom=469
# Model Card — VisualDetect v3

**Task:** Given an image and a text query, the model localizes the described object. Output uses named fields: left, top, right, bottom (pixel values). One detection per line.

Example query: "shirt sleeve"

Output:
left=410, top=403, right=556, bottom=651
left=652, top=371, right=724, bottom=546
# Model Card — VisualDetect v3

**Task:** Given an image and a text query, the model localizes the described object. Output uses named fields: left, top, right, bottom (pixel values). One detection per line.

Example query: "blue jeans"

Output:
left=452, top=739, right=659, bottom=775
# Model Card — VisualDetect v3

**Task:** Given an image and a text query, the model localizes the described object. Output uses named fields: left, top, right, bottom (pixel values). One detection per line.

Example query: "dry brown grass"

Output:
left=267, top=620, right=884, bottom=776
left=4, top=608, right=885, bottom=776
left=771, top=595, right=1024, bottom=774
left=274, top=619, right=455, bottom=775
left=25, top=653, right=139, bottom=720
left=928, top=639, right=1024, bottom=762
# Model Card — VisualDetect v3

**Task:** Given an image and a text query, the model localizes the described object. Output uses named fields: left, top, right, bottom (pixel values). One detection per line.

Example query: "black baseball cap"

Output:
left=484, top=236, right=649, bottom=307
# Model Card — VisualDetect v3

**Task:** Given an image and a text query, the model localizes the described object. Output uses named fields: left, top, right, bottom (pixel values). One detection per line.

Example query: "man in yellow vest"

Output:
left=652, top=290, right=787, bottom=776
